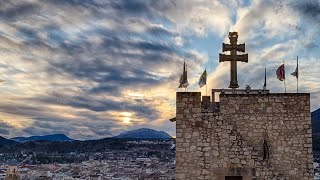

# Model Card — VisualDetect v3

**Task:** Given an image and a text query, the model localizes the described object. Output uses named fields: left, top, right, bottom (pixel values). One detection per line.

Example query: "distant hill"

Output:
left=0, top=136, right=17, bottom=145
left=312, top=108, right=320, bottom=134
left=312, top=108, right=320, bottom=151
left=113, top=128, right=172, bottom=139
left=0, top=138, right=175, bottom=161
left=11, top=134, right=73, bottom=142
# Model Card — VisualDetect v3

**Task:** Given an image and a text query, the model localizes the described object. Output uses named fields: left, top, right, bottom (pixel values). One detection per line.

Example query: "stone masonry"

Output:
left=175, top=92, right=314, bottom=179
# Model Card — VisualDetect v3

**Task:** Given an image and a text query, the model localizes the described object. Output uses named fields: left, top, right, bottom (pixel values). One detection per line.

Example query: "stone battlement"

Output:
left=175, top=92, right=313, bottom=180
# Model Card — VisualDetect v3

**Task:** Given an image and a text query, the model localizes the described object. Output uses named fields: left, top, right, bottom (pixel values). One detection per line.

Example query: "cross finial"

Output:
left=219, top=32, right=248, bottom=92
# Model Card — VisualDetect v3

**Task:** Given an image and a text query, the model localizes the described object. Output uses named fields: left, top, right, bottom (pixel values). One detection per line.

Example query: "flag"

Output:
left=276, top=64, right=285, bottom=81
left=291, top=66, right=298, bottom=78
left=263, top=67, right=266, bottom=90
left=291, top=56, right=298, bottom=79
left=178, top=61, right=189, bottom=88
left=198, top=69, right=207, bottom=88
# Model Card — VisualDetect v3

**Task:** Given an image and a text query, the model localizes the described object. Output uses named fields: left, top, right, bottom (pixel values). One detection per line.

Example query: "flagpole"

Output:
left=206, top=68, right=207, bottom=96
left=263, top=67, right=266, bottom=92
left=283, top=59, right=286, bottom=93
left=185, top=62, right=188, bottom=92
left=297, top=56, right=298, bottom=93
left=206, top=84, right=207, bottom=96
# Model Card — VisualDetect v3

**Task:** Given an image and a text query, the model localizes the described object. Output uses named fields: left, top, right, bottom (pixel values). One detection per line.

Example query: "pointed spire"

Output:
left=178, top=60, right=189, bottom=88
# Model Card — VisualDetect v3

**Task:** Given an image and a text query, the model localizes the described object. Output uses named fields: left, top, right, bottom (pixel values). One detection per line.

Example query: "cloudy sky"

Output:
left=0, top=0, right=319, bottom=140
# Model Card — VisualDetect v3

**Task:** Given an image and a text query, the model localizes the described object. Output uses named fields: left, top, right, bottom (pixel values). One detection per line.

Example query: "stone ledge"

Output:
left=177, top=92, right=201, bottom=97
left=220, top=93, right=310, bottom=97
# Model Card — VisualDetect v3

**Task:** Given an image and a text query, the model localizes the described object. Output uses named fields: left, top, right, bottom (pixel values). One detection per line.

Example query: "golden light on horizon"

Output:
left=0, top=113, right=34, bottom=129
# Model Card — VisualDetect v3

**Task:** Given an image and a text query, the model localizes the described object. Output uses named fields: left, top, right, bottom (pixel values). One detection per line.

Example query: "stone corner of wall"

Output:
left=176, top=92, right=202, bottom=101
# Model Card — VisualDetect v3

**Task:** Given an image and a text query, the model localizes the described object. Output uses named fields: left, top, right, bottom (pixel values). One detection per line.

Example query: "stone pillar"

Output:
left=176, top=92, right=201, bottom=179
left=176, top=92, right=201, bottom=115
left=201, top=96, right=211, bottom=112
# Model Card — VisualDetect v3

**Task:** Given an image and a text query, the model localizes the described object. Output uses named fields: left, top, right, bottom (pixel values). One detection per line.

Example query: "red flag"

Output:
left=276, top=64, right=285, bottom=81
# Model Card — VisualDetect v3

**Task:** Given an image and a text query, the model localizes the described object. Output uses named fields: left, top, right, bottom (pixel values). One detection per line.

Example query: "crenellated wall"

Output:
left=175, top=92, right=314, bottom=180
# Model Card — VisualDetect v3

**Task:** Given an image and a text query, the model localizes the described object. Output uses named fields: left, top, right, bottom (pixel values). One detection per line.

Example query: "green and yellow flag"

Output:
left=198, top=69, right=207, bottom=88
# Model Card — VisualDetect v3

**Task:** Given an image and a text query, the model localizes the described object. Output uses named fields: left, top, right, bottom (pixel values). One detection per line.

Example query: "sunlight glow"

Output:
left=121, top=112, right=132, bottom=117
left=121, top=112, right=132, bottom=124
left=128, top=93, right=145, bottom=99
left=123, top=117, right=131, bottom=124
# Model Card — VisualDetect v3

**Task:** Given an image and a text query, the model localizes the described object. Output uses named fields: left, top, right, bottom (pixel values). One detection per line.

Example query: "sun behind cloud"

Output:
left=121, top=112, right=132, bottom=124
left=123, top=117, right=131, bottom=124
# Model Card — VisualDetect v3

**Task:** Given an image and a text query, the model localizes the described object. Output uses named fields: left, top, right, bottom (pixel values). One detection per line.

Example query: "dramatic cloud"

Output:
left=0, top=0, right=319, bottom=139
left=206, top=0, right=320, bottom=109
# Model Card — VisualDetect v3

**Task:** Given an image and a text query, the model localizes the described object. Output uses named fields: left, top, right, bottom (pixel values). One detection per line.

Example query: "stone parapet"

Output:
left=176, top=92, right=313, bottom=180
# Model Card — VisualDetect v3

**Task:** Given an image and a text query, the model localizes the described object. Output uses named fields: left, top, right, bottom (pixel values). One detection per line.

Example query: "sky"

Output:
left=0, top=0, right=319, bottom=140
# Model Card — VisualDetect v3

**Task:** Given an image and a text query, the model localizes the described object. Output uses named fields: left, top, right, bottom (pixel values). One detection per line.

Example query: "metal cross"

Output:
left=219, top=32, right=248, bottom=92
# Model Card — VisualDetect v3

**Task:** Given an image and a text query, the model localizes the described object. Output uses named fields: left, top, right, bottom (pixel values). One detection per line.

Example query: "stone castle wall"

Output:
left=176, top=92, right=314, bottom=180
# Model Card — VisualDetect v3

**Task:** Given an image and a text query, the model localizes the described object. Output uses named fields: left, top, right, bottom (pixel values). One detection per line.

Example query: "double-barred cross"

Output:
left=219, top=32, right=248, bottom=90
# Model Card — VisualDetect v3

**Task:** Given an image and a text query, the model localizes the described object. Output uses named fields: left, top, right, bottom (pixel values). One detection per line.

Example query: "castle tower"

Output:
left=173, top=32, right=314, bottom=179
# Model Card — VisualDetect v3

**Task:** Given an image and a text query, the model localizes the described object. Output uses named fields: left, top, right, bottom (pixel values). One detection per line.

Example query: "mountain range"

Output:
left=11, top=134, right=73, bottom=142
left=312, top=108, right=320, bottom=134
left=312, top=108, right=320, bottom=151
left=0, top=128, right=172, bottom=144
left=0, top=136, right=17, bottom=145
left=113, top=128, right=172, bottom=139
